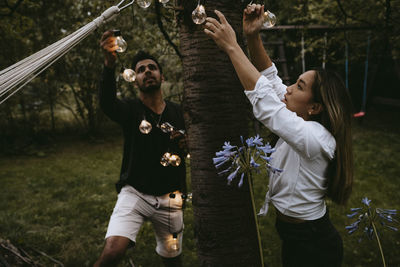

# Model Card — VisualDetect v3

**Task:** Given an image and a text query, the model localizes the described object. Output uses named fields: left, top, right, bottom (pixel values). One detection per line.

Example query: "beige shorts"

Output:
left=105, top=185, right=184, bottom=258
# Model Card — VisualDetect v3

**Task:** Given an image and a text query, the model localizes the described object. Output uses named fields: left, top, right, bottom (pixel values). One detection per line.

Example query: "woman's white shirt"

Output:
left=244, top=64, right=336, bottom=220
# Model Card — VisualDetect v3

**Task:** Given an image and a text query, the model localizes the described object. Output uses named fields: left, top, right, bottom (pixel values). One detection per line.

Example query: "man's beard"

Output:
left=138, top=81, right=161, bottom=93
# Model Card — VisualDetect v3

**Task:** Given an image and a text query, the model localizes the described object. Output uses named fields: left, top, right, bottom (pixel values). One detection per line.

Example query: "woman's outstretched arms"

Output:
left=204, top=10, right=260, bottom=91
left=243, top=4, right=272, bottom=71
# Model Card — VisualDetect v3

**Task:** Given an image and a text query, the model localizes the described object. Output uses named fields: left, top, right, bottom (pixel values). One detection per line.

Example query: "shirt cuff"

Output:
left=260, top=63, right=278, bottom=79
left=244, top=75, right=272, bottom=106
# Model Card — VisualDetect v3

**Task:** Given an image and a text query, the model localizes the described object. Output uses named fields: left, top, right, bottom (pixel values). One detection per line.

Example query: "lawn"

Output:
left=0, top=107, right=399, bottom=266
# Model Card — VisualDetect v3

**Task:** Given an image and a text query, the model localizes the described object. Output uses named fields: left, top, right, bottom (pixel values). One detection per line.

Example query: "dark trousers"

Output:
left=275, top=210, right=343, bottom=267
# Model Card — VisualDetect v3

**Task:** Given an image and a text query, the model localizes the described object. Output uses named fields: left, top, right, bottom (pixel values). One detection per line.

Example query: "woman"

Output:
left=204, top=4, right=353, bottom=267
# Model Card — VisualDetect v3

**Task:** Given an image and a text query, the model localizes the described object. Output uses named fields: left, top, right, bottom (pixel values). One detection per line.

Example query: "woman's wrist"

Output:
left=245, top=32, right=261, bottom=41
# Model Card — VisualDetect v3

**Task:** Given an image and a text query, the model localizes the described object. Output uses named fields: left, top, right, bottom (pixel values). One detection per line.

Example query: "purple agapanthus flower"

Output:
left=346, top=197, right=398, bottom=242
left=213, top=135, right=281, bottom=187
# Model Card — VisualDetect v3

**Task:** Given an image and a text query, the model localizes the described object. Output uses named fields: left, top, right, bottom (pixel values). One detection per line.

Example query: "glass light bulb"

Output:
left=160, top=152, right=171, bottom=166
left=192, top=4, right=207, bottom=25
left=137, top=0, right=151, bottom=9
left=139, top=119, right=152, bottom=134
left=169, top=154, right=181, bottom=167
left=186, top=153, right=190, bottom=159
left=115, top=36, right=127, bottom=53
left=170, top=234, right=179, bottom=251
left=159, top=0, right=169, bottom=4
left=160, top=122, right=174, bottom=133
left=263, top=10, right=276, bottom=28
left=122, top=69, right=136, bottom=82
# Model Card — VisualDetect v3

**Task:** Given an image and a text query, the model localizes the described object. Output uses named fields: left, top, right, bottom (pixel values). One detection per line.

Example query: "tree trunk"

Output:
left=179, top=1, right=263, bottom=266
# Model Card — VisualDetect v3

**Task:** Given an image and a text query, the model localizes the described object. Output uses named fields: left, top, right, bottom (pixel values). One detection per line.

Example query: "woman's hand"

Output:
left=204, top=10, right=238, bottom=53
left=243, top=4, right=264, bottom=37
left=99, top=30, right=118, bottom=68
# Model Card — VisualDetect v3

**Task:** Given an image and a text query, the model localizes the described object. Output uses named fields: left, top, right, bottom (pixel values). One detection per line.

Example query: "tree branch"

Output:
left=335, top=0, right=371, bottom=26
left=155, top=1, right=182, bottom=60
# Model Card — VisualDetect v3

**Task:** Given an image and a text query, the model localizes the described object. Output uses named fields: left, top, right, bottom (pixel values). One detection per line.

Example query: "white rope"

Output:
left=0, top=4, right=125, bottom=105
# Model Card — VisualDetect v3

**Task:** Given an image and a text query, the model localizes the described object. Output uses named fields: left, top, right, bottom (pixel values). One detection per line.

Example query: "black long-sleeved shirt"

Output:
left=99, top=66, right=186, bottom=196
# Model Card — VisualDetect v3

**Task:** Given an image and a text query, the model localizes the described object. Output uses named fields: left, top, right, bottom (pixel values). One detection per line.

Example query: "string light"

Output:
left=139, top=119, right=152, bottom=134
left=137, top=0, right=151, bottom=9
left=160, top=122, right=175, bottom=133
left=160, top=152, right=172, bottom=166
left=192, top=1, right=207, bottom=25
left=263, top=10, right=276, bottom=28
left=113, top=30, right=127, bottom=53
left=122, top=68, right=136, bottom=82
left=168, top=154, right=181, bottom=167
left=170, top=233, right=179, bottom=251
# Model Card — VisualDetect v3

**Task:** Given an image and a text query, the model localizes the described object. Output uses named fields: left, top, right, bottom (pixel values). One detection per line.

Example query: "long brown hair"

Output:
left=311, top=69, right=353, bottom=205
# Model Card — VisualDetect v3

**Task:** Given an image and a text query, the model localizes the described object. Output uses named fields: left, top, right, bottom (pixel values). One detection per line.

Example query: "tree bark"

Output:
left=179, top=1, right=263, bottom=266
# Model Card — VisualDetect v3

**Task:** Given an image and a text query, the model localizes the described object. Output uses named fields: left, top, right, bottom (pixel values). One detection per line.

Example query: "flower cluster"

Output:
left=213, top=135, right=282, bottom=187
left=346, top=197, right=398, bottom=240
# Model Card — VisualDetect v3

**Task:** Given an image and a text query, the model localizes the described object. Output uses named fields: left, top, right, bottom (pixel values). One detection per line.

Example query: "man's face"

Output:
left=134, top=59, right=163, bottom=93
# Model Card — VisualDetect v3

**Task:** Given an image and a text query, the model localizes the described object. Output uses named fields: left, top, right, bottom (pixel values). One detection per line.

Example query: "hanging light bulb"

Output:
left=159, top=0, right=169, bottom=4
left=137, top=0, right=151, bottom=9
left=169, top=154, right=181, bottom=167
left=160, top=152, right=171, bottom=166
left=113, top=30, right=127, bottom=53
left=170, top=233, right=179, bottom=251
left=263, top=10, right=276, bottom=28
left=139, top=119, right=152, bottom=134
left=192, top=3, right=207, bottom=25
left=122, top=69, right=136, bottom=82
left=160, top=122, right=175, bottom=133
left=186, top=153, right=190, bottom=159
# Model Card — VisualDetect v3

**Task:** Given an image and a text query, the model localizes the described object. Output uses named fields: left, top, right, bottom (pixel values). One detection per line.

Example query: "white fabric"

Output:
left=0, top=5, right=120, bottom=104
left=106, top=185, right=184, bottom=258
left=245, top=64, right=336, bottom=220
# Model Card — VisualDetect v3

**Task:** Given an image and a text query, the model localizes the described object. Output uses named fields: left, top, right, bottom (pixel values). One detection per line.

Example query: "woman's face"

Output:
left=282, top=70, right=319, bottom=120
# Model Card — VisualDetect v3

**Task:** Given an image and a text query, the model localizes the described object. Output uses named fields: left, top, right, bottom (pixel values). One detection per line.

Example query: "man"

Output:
left=94, top=30, right=187, bottom=267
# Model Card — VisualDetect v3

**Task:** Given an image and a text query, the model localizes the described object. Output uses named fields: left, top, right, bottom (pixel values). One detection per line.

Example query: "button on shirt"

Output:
left=244, top=64, right=336, bottom=220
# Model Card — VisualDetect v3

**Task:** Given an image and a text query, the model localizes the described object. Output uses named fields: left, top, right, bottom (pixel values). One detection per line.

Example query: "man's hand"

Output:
left=99, top=30, right=118, bottom=68
left=243, top=4, right=264, bottom=38
left=170, top=130, right=188, bottom=151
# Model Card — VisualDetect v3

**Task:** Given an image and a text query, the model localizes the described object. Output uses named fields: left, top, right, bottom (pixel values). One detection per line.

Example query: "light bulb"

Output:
left=113, top=30, right=127, bottom=53
left=160, top=122, right=175, bottom=133
left=122, top=69, right=136, bottom=82
left=159, top=0, right=169, bottom=4
left=263, top=10, right=276, bottom=28
left=160, top=152, right=171, bottom=166
left=170, top=233, right=179, bottom=251
left=192, top=4, right=207, bottom=25
left=139, top=119, right=152, bottom=134
left=137, top=0, right=151, bottom=9
left=169, top=154, right=181, bottom=167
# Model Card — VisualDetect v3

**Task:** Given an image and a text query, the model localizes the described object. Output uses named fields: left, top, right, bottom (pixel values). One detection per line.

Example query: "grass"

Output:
left=0, top=108, right=399, bottom=266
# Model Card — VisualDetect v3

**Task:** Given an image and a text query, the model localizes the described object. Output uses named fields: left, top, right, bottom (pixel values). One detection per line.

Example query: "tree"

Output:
left=179, top=1, right=263, bottom=265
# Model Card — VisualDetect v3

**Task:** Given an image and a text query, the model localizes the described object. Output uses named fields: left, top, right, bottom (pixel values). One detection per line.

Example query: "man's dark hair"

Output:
left=131, top=50, right=162, bottom=74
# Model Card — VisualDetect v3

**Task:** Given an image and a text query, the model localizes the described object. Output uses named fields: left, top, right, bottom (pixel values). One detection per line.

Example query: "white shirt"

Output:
left=244, top=64, right=336, bottom=220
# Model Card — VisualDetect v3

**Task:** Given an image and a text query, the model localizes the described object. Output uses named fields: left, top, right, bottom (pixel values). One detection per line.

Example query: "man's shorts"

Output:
left=105, top=185, right=184, bottom=258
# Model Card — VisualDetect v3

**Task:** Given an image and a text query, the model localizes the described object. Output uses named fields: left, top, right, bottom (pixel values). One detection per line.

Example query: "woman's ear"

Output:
left=310, top=103, right=323, bottom=115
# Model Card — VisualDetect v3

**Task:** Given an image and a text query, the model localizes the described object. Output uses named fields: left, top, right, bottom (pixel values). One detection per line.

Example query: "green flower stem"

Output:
left=371, top=221, right=386, bottom=267
left=248, top=173, right=264, bottom=267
